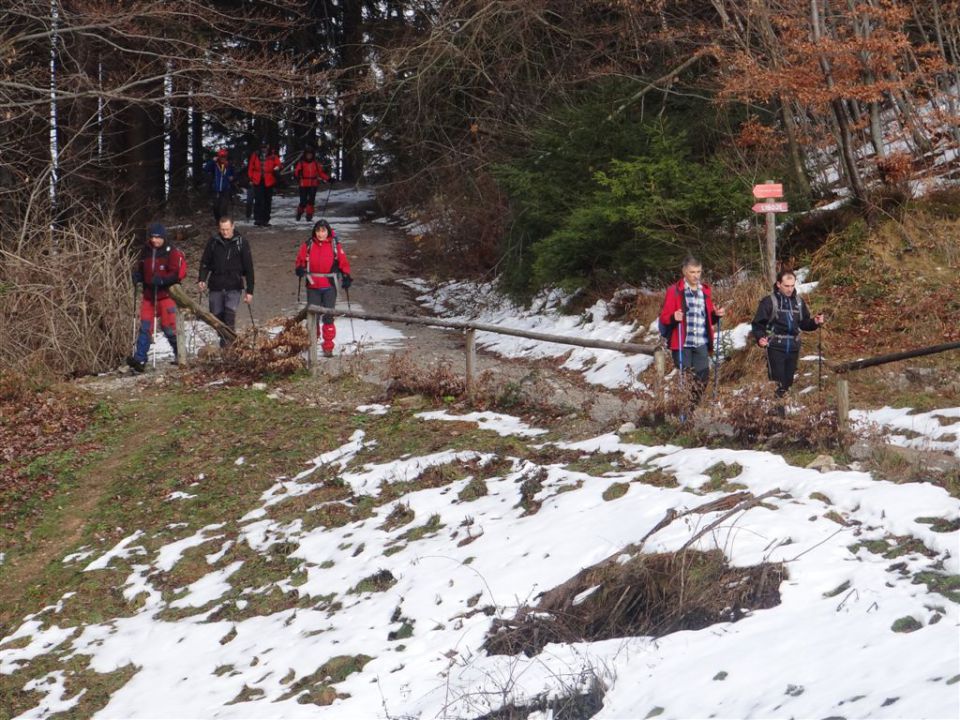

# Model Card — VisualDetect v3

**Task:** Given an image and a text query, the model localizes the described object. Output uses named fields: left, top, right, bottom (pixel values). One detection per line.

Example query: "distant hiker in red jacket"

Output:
left=127, top=224, right=187, bottom=373
left=247, top=141, right=282, bottom=226
left=658, top=255, right=725, bottom=405
left=295, top=219, right=352, bottom=357
left=293, top=147, right=331, bottom=222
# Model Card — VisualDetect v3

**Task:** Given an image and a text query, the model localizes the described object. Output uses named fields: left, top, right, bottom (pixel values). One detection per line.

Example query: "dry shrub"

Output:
left=381, top=351, right=467, bottom=400
left=194, top=317, right=308, bottom=380
left=0, top=213, right=137, bottom=377
left=483, top=548, right=784, bottom=657
left=722, top=383, right=844, bottom=448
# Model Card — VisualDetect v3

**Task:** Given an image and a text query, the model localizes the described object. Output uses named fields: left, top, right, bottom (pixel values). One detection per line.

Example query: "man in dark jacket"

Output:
left=659, top=255, right=725, bottom=405
left=751, top=270, right=824, bottom=398
left=127, top=223, right=187, bottom=372
left=198, top=217, right=255, bottom=346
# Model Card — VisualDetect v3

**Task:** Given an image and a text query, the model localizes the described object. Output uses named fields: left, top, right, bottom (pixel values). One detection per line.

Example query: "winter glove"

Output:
left=151, top=276, right=165, bottom=287
left=295, top=267, right=306, bottom=278
left=132, top=271, right=143, bottom=285
left=340, top=274, right=352, bottom=289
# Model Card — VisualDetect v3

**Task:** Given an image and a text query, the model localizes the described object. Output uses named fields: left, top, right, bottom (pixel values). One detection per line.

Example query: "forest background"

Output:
left=2, top=0, right=960, bottom=377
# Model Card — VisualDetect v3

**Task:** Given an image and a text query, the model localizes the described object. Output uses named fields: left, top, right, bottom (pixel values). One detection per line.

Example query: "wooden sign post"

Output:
left=753, top=182, right=788, bottom=284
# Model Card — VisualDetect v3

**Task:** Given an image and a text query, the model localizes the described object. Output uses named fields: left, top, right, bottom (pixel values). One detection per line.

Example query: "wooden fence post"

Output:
left=307, top=310, right=318, bottom=371
left=836, top=377, right=849, bottom=429
left=465, top=329, right=476, bottom=396
left=654, top=347, right=665, bottom=403
left=175, top=311, right=187, bottom=366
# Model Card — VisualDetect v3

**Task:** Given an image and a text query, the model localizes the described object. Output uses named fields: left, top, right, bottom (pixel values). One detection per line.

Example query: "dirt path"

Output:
left=163, top=188, right=636, bottom=428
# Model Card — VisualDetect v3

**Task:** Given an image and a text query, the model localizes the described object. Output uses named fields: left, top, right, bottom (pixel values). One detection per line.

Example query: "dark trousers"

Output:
left=212, top=191, right=232, bottom=222
left=298, top=186, right=318, bottom=216
left=209, top=289, right=242, bottom=347
left=671, top=345, right=710, bottom=404
left=254, top=183, right=273, bottom=225
left=766, top=348, right=800, bottom=397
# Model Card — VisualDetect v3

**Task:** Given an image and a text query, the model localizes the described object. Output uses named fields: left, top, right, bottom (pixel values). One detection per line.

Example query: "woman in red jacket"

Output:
left=295, top=220, right=352, bottom=357
left=293, top=147, right=331, bottom=222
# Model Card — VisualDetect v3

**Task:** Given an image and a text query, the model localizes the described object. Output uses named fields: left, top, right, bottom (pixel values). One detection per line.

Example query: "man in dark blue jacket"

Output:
left=203, top=149, right=235, bottom=222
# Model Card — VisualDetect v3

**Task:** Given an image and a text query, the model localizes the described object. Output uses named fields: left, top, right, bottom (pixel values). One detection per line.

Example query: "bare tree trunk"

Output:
left=811, top=0, right=866, bottom=201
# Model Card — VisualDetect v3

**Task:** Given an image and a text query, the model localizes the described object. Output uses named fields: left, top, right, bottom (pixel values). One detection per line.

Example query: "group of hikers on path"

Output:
left=125, top=179, right=823, bottom=409
left=126, top=214, right=352, bottom=372
left=201, top=142, right=333, bottom=226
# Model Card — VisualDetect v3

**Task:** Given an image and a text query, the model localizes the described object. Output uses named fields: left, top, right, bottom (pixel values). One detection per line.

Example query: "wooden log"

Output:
left=301, top=304, right=659, bottom=356
left=831, top=341, right=960, bottom=374
left=167, top=284, right=237, bottom=343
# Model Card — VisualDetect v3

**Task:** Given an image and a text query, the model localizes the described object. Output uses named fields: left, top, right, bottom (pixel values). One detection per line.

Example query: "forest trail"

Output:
left=181, top=187, right=465, bottom=363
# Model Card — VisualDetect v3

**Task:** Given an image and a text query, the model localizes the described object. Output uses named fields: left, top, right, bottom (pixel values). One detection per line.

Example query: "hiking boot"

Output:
left=323, top=349, right=334, bottom=358
left=296, top=207, right=303, bottom=221
left=126, top=356, right=146, bottom=373
left=306, top=213, right=313, bottom=221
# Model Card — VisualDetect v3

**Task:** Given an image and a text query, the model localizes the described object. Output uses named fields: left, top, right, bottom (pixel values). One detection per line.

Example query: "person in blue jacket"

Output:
left=203, top=148, right=235, bottom=222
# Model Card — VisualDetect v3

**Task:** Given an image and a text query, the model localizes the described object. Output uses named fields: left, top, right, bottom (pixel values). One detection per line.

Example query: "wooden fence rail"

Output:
left=303, top=304, right=662, bottom=393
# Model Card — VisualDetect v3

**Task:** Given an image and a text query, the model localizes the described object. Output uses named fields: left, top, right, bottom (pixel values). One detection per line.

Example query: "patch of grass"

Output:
left=457, top=477, right=488, bottom=502
left=400, top=513, right=443, bottom=542
left=350, top=569, right=397, bottom=594
left=912, top=572, right=960, bottom=603
left=278, top=654, right=372, bottom=705
left=915, top=516, right=960, bottom=533
left=849, top=536, right=936, bottom=560
left=700, top=462, right=745, bottom=493
left=602, top=482, right=629, bottom=501
left=516, top=467, right=546, bottom=515
left=822, top=580, right=851, bottom=598
left=565, top=452, right=623, bottom=476
left=891, top=616, right=922, bottom=633
left=380, top=502, right=415, bottom=530
left=636, top=468, right=679, bottom=488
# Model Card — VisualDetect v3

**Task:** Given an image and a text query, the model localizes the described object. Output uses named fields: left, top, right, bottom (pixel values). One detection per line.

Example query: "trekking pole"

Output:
left=319, top=181, right=333, bottom=217
left=678, top=315, right=686, bottom=423
left=247, top=301, right=258, bottom=341
left=152, top=283, right=158, bottom=370
left=714, top=316, right=721, bottom=403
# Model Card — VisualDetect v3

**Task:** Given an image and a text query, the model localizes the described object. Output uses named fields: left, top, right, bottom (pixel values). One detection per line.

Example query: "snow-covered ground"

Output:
left=2, top=408, right=957, bottom=719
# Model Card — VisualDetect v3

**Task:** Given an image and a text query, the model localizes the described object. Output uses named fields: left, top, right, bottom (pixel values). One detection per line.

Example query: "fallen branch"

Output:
left=167, top=284, right=237, bottom=343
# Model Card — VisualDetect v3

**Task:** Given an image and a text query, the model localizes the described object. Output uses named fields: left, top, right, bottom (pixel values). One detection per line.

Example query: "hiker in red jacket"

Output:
left=658, top=255, right=725, bottom=404
left=295, top=219, right=352, bottom=357
left=126, top=224, right=187, bottom=373
left=247, top=141, right=282, bottom=226
left=293, top=147, right=331, bottom=222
